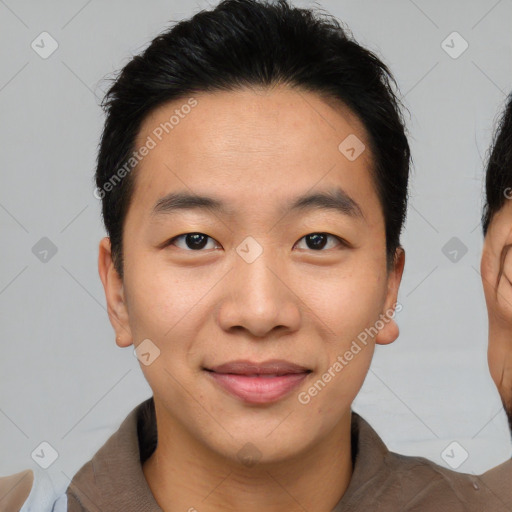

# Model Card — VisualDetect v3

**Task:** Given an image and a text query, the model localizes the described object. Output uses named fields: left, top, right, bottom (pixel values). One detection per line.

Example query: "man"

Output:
left=481, top=92, right=512, bottom=436
left=2, top=1, right=511, bottom=510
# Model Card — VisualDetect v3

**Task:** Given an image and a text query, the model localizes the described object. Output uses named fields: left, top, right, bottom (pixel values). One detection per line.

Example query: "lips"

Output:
left=204, top=359, right=312, bottom=404
left=205, top=359, right=311, bottom=375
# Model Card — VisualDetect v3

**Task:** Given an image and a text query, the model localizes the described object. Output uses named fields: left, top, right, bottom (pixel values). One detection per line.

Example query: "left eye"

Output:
left=294, top=233, right=344, bottom=251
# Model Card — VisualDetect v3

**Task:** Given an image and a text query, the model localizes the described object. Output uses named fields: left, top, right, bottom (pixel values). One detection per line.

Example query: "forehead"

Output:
left=129, top=86, right=380, bottom=225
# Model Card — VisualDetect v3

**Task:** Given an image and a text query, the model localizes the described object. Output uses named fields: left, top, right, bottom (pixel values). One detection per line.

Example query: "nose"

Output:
left=216, top=249, right=301, bottom=338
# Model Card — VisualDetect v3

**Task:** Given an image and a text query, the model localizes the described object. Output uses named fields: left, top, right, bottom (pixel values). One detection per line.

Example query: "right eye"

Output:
left=165, top=232, right=221, bottom=251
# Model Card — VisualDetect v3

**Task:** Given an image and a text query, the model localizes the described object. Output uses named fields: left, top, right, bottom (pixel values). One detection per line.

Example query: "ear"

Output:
left=98, top=237, right=133, bottom=347
left=375, top=247, right=405, bottom=346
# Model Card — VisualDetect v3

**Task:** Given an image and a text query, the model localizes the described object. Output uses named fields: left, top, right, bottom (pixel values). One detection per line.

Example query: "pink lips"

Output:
left=204, top=359, right=311, bottom=404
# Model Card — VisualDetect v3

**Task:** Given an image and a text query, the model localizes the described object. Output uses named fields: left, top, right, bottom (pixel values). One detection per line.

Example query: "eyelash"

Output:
left=164, top=232, right=347, bottom=252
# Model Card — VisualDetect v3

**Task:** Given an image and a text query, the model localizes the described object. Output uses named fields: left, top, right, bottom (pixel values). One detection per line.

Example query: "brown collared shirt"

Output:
left=64, top=397, right=512, bottom=511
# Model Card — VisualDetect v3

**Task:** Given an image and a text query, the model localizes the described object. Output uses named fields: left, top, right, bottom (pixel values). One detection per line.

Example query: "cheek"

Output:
left=305, top=263, right=386, bottom=404
left=301, top=262, right=387, bottom=339
left=123, top=258, right=219, bottom=388
left=124, top=255, right=208, bottom=336
left=299, top=339, right=374, bottom=430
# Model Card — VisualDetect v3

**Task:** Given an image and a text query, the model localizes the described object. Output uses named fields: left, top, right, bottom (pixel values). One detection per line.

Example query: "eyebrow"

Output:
left=151, top=187, right=364, bottom=221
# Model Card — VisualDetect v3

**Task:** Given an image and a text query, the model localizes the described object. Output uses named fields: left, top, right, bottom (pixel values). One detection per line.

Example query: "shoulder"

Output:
left=380, top=449, right=512, bottom=510
left=0, top=469, right=33, bottom=511
left=350, top=412, right=512, bottom=510
left=0, top=467, right=68, bottom=511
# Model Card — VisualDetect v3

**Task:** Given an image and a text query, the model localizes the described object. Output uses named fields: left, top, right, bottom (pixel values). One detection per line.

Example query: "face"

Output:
left=99, top=85, right=404, bottom=465
left=482, top=197, right=512, bottom=325
left=481, top=196, right=512, bottom=392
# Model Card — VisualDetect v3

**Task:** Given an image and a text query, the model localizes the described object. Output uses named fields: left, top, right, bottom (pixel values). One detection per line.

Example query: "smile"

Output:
left=204, top=368, right=311, bottom=404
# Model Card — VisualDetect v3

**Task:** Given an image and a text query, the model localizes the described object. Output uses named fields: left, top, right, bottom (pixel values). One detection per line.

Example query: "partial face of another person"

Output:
left=101, top=86, right=404, bottom=465
left=482, top=197, right=512, bottom=401
left=482, top=199, right=512, bottom=325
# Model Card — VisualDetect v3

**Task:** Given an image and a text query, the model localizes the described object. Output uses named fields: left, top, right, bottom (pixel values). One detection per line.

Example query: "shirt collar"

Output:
left=66, top=396, right=389, bottom=511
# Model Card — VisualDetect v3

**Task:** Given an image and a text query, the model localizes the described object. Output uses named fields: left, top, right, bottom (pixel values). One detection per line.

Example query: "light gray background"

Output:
left=1, top=0, right=512, bottom=497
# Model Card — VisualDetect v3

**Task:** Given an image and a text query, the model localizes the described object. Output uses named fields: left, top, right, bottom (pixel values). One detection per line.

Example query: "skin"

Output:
left=98, top=85, right=405, bottom=512
left=481, top=198, right=512, bottom=430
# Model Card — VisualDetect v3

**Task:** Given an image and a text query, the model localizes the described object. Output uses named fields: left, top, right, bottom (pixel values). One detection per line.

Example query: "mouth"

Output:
left=203, top=359, right=312, bottom=404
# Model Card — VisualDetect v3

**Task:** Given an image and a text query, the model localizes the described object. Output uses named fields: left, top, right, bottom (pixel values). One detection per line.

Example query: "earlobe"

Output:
left=375, top=317, right=399, bottom=345
left=375, top=247, right=405, bottom=346
left=98, top=237, right=133, bottom=347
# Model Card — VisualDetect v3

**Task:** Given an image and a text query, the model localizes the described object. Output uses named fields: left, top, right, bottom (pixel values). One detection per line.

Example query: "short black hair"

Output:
left=95, top=0, right=410, bottom=278
left=482, top=93, right=512, bottom=236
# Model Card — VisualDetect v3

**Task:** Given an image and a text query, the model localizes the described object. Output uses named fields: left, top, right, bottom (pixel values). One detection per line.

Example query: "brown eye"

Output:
left=294, top=233, right=345, bottom=251
left=167, top=232, right=219, bottom=251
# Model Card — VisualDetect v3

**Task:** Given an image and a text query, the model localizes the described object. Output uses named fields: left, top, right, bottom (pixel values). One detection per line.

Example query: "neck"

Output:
left=142, top=404, right=353, bottom=512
